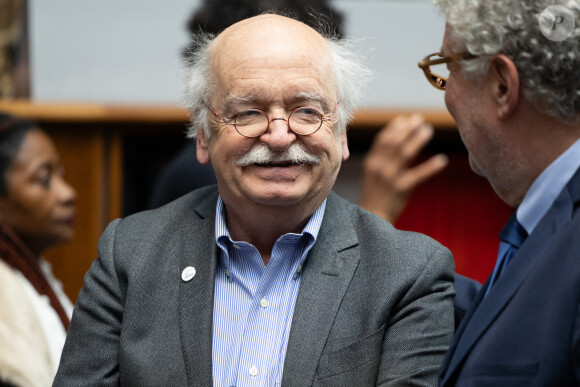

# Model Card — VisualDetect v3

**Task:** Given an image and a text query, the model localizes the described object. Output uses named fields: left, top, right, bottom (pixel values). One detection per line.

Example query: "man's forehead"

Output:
left=212, top=14, right=329, bottom=60
left=219, top=14, right=323, bottom=40
left=208, top=14, right=336, bottom=105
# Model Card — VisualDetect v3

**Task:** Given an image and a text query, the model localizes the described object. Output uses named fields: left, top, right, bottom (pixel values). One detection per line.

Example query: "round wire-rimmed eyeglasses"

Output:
left=418, top=52, right=477, bottom=90
left=205, top=103, right=339, bottom=138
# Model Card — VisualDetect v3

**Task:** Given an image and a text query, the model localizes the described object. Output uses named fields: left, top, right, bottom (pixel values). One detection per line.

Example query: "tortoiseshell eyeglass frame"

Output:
left=418, top=52, right=477, bottom=90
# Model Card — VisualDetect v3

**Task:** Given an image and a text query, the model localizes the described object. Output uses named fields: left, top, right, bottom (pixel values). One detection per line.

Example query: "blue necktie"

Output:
left=484, top=214, right=528, bottom=297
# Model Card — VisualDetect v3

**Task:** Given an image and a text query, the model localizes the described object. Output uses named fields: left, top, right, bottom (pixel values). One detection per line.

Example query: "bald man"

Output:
left=54, top=15, right=454, bottom=386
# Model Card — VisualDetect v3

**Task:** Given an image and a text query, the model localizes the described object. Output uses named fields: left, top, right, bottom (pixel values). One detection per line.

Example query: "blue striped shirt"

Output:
left=212, top=197, right=326, bottom=387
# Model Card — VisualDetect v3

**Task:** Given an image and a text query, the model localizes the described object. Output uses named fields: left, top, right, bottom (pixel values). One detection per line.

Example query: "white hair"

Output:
left=181, top=24, right=372, bottom=138
left=181, top=33, right=215, bottom=139
left=327, top=37, right=373, bottom=134
left=435, top=0, right=580, bottom=123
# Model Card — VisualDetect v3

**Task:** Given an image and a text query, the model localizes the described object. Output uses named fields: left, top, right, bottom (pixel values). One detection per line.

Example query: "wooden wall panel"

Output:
left=43, top=126, right=109, bottom=301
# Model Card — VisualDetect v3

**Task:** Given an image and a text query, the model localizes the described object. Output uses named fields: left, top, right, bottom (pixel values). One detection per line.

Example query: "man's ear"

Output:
left=196, top=129, right=211, bottom=164
left=489, top=54, right=520, bottom=120
left=341, top=130, right=350, bottom=161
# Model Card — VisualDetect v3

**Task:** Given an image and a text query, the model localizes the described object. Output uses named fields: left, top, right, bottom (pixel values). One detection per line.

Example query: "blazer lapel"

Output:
left=178, top=189, right=219, bottom=386
left=441, top=166, right=580, bottom=385
left=282, top=193, right=360, bottom=386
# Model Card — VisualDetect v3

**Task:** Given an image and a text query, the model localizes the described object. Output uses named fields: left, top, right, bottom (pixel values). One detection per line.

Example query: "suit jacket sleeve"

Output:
left=54, top=219, right=124, bottom=386
left=376, top=241, right=454, bottom=386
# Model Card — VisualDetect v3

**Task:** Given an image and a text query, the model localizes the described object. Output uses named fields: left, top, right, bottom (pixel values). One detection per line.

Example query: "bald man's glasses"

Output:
left=418, top=52, right=476, bottom=90
left=206, top=103, right=339, bottom=138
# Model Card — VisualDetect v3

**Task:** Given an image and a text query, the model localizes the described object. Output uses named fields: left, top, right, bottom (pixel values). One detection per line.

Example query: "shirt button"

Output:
left=249, top=365, right=258, bottom=377
left=260, top=297, right=269, bottom=308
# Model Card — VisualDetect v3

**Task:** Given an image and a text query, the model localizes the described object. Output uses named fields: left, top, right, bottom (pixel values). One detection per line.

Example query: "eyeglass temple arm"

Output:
left=322, top=103, right=340, bottom=121
left=418, top=52, right=471, bottom=69
left=205, top=103, right=234, bottom=125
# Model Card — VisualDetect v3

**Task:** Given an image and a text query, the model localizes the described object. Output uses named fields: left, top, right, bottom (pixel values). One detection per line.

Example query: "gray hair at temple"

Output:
left=435, top=0, right=580, bottom=123
left=181, top=24, right=372, bottom=139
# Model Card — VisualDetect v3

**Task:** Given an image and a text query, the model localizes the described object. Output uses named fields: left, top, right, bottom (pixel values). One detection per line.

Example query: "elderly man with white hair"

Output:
left=54, top=14, right=454, bottom=387
left=417, top=0, right=580, bottom=385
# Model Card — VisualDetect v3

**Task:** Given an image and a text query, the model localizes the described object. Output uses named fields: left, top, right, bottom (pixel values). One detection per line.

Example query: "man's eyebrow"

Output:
left=294, top=92, right=330, bottom=110
left=295, top=92, right=324, bottom=102
left=224, top=95, right=257, bottom=106
left=221, top=95, right=260, bottom=115
left=224, top=93, right=330, bottom=108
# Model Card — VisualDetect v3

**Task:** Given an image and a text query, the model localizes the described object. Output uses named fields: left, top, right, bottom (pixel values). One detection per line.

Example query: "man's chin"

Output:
left=468, top=155, right=485, bottom=177
left=245, top=163, right=309, bottom=181
left=247, top=190, right=305, bottom=207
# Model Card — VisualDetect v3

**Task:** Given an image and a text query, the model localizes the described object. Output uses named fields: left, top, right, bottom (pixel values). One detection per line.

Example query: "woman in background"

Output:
left=0, top=113, right=76, bottom=387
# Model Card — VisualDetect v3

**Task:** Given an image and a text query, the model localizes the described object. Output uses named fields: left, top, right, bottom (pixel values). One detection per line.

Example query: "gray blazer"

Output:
left=54, top=186, right=454, bottom=386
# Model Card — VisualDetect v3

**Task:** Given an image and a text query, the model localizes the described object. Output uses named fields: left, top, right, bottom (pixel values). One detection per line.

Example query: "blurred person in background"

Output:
left=0, top=113, right=76, bottom=387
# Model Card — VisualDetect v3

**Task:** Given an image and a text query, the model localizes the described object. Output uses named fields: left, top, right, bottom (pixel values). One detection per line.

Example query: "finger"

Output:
left=397, top=153, right=449, bottom=191
left=372, top=114, right=426, bottom=153
left=364, top=122, right=432, bottom=178
left=399, top=123, right=435, bottom=162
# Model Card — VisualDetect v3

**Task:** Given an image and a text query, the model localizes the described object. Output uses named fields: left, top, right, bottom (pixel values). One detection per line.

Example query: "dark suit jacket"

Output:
left=55, top=187, right=454, bottom=386
left=439, top=166, right=580, bottom=386
left=452, top=274, right=481, bottom=329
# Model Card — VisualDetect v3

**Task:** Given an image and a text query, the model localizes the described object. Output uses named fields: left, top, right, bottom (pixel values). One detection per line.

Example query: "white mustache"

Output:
left=235, top=143, right=320, bottom=167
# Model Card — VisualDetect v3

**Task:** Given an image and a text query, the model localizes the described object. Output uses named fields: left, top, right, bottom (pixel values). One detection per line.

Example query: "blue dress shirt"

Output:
left=212, top=197, right=326, bottom=387
left=517, top=137, right=580, bottom=235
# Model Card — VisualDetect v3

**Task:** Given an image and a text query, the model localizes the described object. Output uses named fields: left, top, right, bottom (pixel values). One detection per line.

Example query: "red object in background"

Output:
left=395, top=152, right=513, bottom=284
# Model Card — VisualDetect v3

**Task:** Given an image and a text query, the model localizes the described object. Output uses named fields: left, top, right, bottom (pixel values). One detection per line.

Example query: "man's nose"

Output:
left=260, top=118, right=297, bottom=151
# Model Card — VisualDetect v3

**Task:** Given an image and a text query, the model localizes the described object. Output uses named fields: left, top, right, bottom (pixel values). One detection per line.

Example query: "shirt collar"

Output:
left=214, top=196, right=326, bottom=244
left=517, top=137, right=580, bottom=234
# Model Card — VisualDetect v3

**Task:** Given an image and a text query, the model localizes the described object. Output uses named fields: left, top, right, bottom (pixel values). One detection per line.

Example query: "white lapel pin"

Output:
left=181, top=266, right=197, bottom=282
